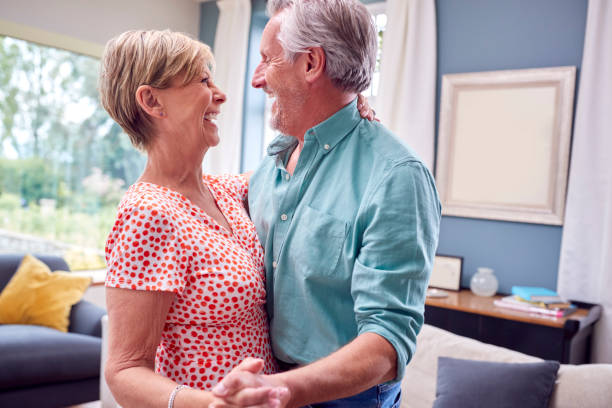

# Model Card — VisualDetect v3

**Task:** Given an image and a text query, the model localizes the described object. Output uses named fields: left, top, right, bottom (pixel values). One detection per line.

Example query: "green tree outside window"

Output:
left=0, top=35, right=146, bottom=270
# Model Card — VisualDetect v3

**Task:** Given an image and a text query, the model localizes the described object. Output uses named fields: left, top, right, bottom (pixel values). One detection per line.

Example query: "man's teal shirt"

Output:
left=248, top=99, right=441, bottom=380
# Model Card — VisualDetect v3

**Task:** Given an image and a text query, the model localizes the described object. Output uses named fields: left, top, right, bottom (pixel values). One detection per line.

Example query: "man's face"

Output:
left=252, top=14, right=306, bottom=136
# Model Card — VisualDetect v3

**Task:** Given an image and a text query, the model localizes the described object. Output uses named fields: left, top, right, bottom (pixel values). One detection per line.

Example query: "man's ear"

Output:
left=304, top=47, right=326, bottom=84
left=135, top=85, right=165, bottom=118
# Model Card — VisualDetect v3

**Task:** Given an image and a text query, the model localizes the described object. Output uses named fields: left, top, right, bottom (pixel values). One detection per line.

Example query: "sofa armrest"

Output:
left=68, top=300, right=106, bottom=337
left=549, top=364, right=612, bottom=408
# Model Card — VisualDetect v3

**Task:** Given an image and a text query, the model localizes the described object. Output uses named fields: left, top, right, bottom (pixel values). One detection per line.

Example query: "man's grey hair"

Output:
left=266, top=0, right=377, bottom=93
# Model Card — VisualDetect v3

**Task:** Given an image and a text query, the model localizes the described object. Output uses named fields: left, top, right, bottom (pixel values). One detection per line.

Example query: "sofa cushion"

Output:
left=0, top=255, right=91, bottom=332
left=433, top=357, right=559, bottom=408
left=0, top=324, right=101, bottom=389
left=0, top=254, right=70, bottom=291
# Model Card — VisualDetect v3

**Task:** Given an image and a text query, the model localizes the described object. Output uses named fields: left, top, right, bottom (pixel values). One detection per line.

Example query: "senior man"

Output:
left=212, top=0, right=441, bottom=407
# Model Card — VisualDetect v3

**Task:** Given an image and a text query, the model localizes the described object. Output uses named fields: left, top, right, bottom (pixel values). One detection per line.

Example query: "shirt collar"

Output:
left=308, top=98, right=361, bottom=154
left=266, top=97, right=361, bottom=157
left=267, top=134, right=298, bottom=156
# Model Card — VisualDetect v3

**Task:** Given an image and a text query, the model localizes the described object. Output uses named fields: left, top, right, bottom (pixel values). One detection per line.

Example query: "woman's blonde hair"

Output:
left=99, top=30, right=214, bottom=150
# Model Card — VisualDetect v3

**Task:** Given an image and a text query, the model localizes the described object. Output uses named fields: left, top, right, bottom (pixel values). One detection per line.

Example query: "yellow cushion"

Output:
left=0, top=254, right=92, bottom=332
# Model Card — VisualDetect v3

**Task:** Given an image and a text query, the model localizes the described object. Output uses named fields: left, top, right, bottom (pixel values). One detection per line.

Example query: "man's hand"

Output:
left=209, top=358, right=290, bottom=408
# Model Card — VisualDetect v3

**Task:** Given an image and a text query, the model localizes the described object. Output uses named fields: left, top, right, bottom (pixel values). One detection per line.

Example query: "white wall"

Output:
left=0, top=0, right=200, bottom=55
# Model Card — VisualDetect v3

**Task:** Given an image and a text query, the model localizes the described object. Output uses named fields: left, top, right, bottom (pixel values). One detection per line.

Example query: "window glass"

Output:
left=362, top=4, right=388, bottom=101
left=0, top=35, right=145, bottom=269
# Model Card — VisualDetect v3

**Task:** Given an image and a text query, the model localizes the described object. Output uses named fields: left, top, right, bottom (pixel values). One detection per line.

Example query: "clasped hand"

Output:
left=209, top=358, right=291, bottom=408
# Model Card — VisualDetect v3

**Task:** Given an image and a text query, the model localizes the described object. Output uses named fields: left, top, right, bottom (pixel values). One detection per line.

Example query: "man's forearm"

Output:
left=274, top=332, right=397, bottom=407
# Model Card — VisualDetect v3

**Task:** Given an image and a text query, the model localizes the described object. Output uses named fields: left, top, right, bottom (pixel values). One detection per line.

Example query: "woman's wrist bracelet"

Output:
left=168, top=384, right=189, bottom=408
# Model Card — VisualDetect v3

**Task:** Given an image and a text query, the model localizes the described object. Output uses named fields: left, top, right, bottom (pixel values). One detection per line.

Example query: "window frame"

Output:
left=365, top=1, right=387, bottom=17
left=364, top=1, right=388, bottom=109
left=0, top=18, right=103, bottom=58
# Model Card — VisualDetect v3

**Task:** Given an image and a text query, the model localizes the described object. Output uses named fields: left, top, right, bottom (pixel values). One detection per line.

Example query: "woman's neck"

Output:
left=138, top=134, right=208, bottom=194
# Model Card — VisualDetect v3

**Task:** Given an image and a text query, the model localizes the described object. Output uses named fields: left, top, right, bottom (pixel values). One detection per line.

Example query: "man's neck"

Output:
left=291, top=88, right=356, bottom=144
left=283, top=88, right=355, bottom=176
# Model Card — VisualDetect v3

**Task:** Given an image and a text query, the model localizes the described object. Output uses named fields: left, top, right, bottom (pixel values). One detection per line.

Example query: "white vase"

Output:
left=470, top=267, right=499, bottom=297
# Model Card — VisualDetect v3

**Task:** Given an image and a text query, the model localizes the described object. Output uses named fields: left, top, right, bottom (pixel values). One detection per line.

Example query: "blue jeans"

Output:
left=308, top=382, right=401, bottom=408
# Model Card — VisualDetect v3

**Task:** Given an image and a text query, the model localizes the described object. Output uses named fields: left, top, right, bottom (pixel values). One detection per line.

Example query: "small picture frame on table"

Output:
left=429, top=255, right=463, bottom=291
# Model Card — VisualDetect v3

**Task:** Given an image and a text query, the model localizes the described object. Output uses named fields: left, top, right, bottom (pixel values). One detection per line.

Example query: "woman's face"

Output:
left=156, top=66, right=226, bottom=149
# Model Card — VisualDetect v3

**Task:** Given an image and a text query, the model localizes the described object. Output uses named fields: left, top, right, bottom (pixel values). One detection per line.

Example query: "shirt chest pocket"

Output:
left=290, top=205, right=349, bottom=278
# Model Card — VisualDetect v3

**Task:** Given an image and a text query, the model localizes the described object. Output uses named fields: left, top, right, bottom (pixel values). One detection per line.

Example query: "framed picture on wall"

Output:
left=429, top=255, right=463, bottom=291
left=436, top=66, right=576, bottom=225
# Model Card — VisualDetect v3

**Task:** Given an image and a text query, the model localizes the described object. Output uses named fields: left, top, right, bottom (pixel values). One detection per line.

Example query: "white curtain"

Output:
left=204, top=0, right=251, bottom=174
left=557, top=0, right=612, bottom=363
left=377, top=0, right=437, bottom=171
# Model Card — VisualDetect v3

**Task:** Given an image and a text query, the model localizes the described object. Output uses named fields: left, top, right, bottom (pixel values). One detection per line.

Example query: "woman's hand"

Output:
left=210, top=358, right=290, bottom=408
left=357, top=94, right=379, bottom=122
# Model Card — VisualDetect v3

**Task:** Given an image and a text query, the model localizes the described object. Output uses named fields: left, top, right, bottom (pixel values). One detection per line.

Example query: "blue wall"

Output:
left=199, top=1, right=219, bottom=49
left=241, top=0, right=268, bottom=171
left=435, top=0, right=588, bottom=293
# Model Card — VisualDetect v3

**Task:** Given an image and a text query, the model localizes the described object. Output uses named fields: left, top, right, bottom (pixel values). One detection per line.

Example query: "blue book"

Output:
left=511, top=286, right=561, bottom=302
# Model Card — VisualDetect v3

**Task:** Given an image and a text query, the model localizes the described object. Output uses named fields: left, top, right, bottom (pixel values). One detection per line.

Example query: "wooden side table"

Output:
left=424, top=290, right=602, bottom=364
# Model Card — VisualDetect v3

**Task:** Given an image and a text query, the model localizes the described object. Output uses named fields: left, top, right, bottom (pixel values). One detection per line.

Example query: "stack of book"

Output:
left=493, top=286, right=577, bottom=318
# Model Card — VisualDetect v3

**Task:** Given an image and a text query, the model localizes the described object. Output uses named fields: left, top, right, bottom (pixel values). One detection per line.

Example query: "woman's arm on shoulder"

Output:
left=357, top=94, right=379, bottom=122
left=242, top=171, right=254, bottom=185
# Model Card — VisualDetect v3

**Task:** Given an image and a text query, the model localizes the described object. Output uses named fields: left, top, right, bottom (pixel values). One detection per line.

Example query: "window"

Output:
left=363, top=2, right=388, bottom=108
left=0, top=35, right=145, bottom=269
left=260, top=1, right=388, bottom=155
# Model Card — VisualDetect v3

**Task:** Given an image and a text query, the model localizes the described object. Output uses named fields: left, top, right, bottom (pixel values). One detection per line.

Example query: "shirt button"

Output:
left=324, top=144, right=330, bottom=150
left=285, top=174, right=290, bottom=181
left=281, top=214, right=288, bottom=221
left=272, top=261, right=277, bottom=268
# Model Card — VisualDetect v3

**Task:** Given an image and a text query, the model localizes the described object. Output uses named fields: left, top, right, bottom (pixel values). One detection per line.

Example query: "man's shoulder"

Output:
left=355, top=120, right=424, bottom=168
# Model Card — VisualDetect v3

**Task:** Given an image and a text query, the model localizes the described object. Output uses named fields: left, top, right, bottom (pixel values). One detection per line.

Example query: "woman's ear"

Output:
left=136, top=85, right=165, bottom=118
left=304, top=47, right=326, bottom=84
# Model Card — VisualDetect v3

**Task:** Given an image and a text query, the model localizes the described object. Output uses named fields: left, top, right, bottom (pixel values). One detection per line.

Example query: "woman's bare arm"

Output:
left=105, top=287, right=279, bottom=408
left=105, top=287, right=222, bottom=407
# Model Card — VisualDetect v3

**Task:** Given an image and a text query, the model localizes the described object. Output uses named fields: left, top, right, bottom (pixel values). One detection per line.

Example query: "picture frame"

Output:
left=436, top=66, right=576, bottom=225
left=429, top=255, right=463, bottom=291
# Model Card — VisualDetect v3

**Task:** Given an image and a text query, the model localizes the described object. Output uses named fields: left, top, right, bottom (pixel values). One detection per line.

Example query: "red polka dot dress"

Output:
left=105, top=174, right=276, bottom=390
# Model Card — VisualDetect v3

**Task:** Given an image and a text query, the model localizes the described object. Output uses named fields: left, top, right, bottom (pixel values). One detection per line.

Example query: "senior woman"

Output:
left=99, top=30, right=286, bottom=408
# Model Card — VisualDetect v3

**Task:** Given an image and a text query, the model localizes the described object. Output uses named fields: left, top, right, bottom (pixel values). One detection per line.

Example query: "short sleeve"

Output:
left=105, top=202, right=186, bottom=293
left=208, top=173, right=249, bottom=203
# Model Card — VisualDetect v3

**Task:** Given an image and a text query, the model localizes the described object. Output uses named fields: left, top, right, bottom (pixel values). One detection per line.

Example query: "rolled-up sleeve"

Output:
left=352, top=160, right=441, bottom=381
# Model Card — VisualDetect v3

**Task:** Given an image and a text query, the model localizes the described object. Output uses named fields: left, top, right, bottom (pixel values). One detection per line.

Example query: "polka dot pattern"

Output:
left=105, top=174, right=276, bottom=389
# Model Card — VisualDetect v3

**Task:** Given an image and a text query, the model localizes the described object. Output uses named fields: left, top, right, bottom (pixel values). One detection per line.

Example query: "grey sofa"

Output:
left=401, top=324, right=612, bottom=408
left=0, top=254, right=107, bottom=408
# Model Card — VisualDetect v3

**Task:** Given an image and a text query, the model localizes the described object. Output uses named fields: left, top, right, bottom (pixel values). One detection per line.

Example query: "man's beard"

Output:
left=268, top=93, right=305, bottom=135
